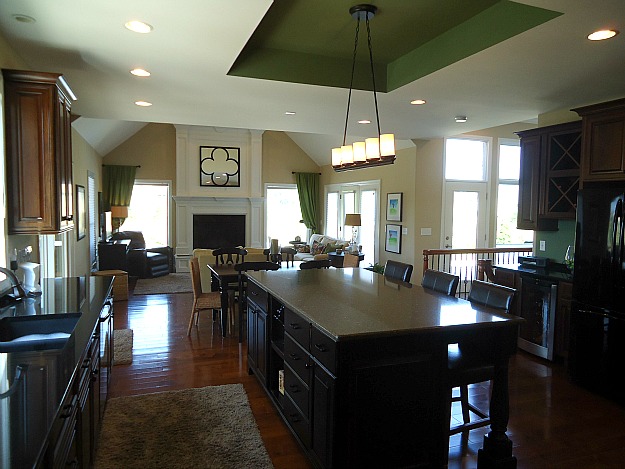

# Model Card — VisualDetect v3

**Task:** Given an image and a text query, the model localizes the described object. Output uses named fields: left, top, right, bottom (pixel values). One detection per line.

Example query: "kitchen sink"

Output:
left=0, top=313, right=81, bottom=352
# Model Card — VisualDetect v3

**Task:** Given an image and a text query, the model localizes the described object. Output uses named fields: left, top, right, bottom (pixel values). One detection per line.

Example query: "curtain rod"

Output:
left=102, top=165, right=141, bottom=168
left=292, top=171, right=321, bottom=175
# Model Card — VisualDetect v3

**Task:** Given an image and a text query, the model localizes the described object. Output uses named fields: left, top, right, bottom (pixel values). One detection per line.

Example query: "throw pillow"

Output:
left=311, top=241, right=325, bottom=255
left=297, top=245, right=310, bottom=253
left=323, top=243, right=338, bottom=254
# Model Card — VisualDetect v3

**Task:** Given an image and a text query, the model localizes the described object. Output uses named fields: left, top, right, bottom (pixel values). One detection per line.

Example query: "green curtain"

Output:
left=102, top=165, right=137, bottom=227
left=295, top=172, right=319, bottom=233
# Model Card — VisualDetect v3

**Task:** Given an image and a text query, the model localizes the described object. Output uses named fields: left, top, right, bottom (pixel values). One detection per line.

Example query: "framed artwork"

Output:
left=386, top=192, right=403, bottom=221
left=385, top=224, right=402, bottom=254
left=76, top=185, right=86, bottom=240
left=200, top=145, right=241, bottom=187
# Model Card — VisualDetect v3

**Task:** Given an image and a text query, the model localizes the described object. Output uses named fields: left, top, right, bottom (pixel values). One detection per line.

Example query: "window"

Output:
left=266, top=185, right=307, bottom=247
left=88, top=171, right=97, bottom=269
left=442, top=137, right=490, bottom=248
left=121, top=181, right=171, bottom=247
left=496, top=141, right=532, bottom=246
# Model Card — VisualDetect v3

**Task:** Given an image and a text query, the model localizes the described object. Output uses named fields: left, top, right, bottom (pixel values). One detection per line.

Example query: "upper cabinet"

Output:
left=3, top=69, right=76, bottom=234
left=573, top=98, right=625, bottom=183
left=516, top=121, right=581, bottom=231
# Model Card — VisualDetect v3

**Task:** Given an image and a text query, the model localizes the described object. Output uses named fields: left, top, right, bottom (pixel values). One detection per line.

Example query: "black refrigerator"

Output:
left=569, top=182, right=625, bottom=402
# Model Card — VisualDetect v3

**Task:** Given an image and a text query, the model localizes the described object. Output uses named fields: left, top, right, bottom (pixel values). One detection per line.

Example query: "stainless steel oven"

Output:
left=518, top=274, right=557, bottom=361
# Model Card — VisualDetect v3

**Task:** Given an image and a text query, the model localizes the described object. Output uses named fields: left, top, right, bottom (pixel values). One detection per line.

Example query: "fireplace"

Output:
left=193, top=214, right=245, bottom=249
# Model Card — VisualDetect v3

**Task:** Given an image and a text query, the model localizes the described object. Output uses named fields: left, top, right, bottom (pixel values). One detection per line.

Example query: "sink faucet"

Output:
left=0, top=266, right=27, bottom=300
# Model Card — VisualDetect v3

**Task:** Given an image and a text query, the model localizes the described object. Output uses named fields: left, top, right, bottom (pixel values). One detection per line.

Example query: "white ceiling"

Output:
left=1, top=0, right=624, bottom=165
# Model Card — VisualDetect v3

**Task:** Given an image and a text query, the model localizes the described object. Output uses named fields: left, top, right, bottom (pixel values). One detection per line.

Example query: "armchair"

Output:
left=107, top=231, right=172, bottom=278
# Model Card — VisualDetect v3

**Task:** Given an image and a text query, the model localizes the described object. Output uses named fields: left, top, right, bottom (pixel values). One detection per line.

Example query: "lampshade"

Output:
left=110, top=205, right=129, bottom=218
left=353, top=141, right=367, bottom=162
left=380, top=133, right=396, bottom=157
left=344, top=213, right=361, bottom=226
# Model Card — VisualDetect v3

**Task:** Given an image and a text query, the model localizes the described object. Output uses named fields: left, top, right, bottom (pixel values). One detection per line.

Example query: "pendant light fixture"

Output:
left=332, top=4, right=395, bottom=172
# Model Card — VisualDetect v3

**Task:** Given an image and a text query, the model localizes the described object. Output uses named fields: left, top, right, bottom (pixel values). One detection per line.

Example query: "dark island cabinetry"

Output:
left=2, top=69, right=75, bottom=235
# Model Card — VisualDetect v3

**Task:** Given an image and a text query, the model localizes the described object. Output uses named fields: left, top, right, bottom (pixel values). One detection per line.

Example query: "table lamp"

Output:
left=344, top=213, right=361, bottom=253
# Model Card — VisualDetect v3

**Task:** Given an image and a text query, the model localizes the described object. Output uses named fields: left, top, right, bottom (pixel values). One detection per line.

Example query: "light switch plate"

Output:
left=539, top=240, right=546, bottom=251
left=402, top=227, right=408, bottom=235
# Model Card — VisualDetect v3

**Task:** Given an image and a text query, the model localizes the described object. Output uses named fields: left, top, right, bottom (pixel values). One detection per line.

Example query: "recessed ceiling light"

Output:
left=125, top=20, right=153, bottom=33
left=358, top=119, right=371, bottom=124
left=284, top=111, right=296, bottom=116
left=587, top=29, right=619, bottom=41
left=455, top=116, right=468, bottom=123
left=130, top=68, right=151, bottom=77
left=410, top=99, right=427, bottom=105
left=135, top=100, right=152, bottom=107
left=12, top=14, right=36, bottom=23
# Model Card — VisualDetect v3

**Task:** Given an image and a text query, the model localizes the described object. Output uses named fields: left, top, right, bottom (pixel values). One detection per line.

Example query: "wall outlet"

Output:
left=539, top=240, right=546, bottom=251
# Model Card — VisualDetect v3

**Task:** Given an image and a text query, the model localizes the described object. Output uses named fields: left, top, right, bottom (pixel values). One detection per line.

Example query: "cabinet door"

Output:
left=581, top=111, right=625, bottom=181
left=247, top=302, right=258, bottom=373
left=256, top=308, right=268, bottom=384
left=517, top=133, right=557, bottom=231
left=310, top=364, right=335, bottom=469
left=555, top=281, right=573, bottom=359
left=56, top=90, right=74, bottom=228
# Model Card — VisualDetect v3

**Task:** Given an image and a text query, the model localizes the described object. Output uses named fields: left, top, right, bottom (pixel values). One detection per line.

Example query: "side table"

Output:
left=327, top=251, right=364, bottom=268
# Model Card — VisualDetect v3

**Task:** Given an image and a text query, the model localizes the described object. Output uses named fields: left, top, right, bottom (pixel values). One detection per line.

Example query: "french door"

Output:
left=442, top=182, right=488, bottom=249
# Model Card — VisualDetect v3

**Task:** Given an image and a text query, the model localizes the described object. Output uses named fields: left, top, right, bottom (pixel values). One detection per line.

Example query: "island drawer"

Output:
left=311, top=327, right=337, bottom=375
left=247, top=280, right=268, bottom=311
left=283, top=392, right=311, bottom=448
left=284, top=363, right=310, bottom=419
left=284, top=308, right=310, bottom=348
left=284, top=334, right=311, bottom=386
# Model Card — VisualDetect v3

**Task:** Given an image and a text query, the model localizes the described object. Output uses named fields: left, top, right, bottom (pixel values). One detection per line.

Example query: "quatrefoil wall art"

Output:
left=199, top=146, right=241, bottom=187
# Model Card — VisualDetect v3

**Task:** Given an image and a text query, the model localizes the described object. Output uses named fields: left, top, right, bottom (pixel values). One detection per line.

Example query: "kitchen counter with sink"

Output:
left=0, top=275, right=114, bottom=468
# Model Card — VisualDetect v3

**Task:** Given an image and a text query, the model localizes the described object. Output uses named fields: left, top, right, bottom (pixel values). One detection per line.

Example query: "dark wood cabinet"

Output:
left=2, top=69, right=75, bottom=234
left=247, top=286, right=268, bottom=384
left=516, top=121, right=581, bottom=231
left=555, top=280, right=573, bottom=360
left=573, top=98, right=625, bottom=182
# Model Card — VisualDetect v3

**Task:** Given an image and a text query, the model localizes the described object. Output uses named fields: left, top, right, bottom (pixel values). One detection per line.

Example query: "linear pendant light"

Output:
left=332, top=4, right=395, bottom=172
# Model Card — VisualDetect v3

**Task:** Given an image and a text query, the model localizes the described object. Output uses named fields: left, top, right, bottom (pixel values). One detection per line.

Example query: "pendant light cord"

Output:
left=365, top=15, right=382, bottom=138
left=343, top=15, right=361, bottom=146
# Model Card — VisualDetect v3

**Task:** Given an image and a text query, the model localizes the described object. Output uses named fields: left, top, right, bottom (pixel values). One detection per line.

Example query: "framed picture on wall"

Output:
left=386, top=192, right=403, bottom=221
left=385, top=224, right=402, bottom=254
left=76, top=185, right=86, bottom=240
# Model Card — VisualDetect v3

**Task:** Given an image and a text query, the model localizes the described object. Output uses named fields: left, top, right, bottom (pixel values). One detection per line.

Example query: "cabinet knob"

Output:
left=289, top=353, right=300, bottom=360
left=314, top=343, right=327, bottom=352
left=289, top=323, right=300, bottom=330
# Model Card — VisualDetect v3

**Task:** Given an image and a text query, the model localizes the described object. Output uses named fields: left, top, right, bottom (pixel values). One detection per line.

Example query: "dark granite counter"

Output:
left=495, top=263, right=573, bottom=283
left=0, top=276, right=114, bottom=468
left=247, top=268, right=522, bottom=341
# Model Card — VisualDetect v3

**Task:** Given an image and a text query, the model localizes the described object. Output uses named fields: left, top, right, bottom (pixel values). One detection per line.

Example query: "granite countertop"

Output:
left=247, top=269, right=522, bottom=341
left=495, top=263, right=573, bottom=282
left=0, top=276, right=114, bottom=468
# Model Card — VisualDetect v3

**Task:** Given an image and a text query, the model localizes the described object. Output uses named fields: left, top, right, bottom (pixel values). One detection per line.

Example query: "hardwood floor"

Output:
left=109, top=284, right=625, bottom=469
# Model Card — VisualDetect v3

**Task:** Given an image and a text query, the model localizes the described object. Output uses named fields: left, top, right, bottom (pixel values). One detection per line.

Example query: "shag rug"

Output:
left=94, top=384, right=274, bottom=469
left=113, top=329, right=133, bottom=365
left=133, top=272, right=192, bottom=296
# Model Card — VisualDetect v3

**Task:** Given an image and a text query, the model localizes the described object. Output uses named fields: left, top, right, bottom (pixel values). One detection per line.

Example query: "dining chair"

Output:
left=383, top=260, right=413, bottom=283
left=447, top=279, right=517, bottom=438
left=342, top=253, right=360, bottom=268
left=300, top=259, right=331, bottom=269
left=280, top=247, right=296, bottom=267
left=421, top=269, right=460, bottom=296
left=234, top=261, right=280, bottom=342
left=188, top=257, right=223, bottom=336
left=212, top=247, right=248, bottom=266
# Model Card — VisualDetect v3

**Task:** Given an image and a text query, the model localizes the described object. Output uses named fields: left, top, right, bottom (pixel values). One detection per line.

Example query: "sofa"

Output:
left=101, top=231, right=173, bottom=278
left=193, top=247, right=269, bottom=292
left=293, top=234, right=350, bottom=262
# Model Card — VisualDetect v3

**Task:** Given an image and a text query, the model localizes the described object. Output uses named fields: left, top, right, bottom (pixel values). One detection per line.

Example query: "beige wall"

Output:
left=262, top=131, right=321, bottom=184
left=72, top=129, right=104, bottom=276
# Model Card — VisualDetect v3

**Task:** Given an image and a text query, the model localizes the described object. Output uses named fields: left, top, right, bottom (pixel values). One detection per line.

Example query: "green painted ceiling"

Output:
left=228, top=0, right=561, bottom=92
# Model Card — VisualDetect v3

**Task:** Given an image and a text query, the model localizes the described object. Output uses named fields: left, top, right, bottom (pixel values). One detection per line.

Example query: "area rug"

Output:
left=133, top=272, right=192, bottom=296
left=94, top=384, right=274, bottom=469
left=113, top=329, right=133, bottom=365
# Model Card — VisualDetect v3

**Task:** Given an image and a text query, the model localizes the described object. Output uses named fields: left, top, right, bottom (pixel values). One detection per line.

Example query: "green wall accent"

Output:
left=229, top=0, right=562, bottom=92
left=536, top=219, right=575, bottom=264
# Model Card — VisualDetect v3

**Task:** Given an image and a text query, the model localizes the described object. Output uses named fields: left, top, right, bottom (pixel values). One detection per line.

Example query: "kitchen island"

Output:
left=0, top=275, right=114, bottom=468
left=246, top=268, right=522, bottom=468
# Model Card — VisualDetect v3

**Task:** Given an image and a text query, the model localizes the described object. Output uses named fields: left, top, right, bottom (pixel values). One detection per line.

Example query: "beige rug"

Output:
left=133, top=273, right=192, bottom=296
left=94, top=384, right=274, bottom=469
left=113, top=329, right=133, bottom=365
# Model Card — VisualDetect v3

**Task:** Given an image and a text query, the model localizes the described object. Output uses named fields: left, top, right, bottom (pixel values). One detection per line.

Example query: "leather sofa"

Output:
left=106, top=231, right=172, bottom=278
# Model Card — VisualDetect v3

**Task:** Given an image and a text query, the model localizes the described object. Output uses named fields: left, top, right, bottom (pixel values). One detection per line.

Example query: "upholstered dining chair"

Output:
left=421, top=269, right=460, bottom=296
left=188, top=257, right=223, bottom=336
left=299, top=259, right=332, bottom=269
left=234, top=261, right=280, bottom=342
left=447, top=279, right=517, bottom=439
left=342, top=253, right=361, bottom=268
left=383, top=260, right=413, bottom=283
